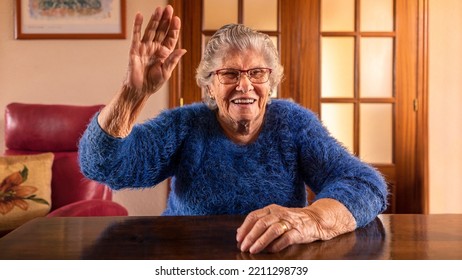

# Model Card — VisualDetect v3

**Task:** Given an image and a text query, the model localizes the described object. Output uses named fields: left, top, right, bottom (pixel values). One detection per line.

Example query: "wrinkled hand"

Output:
left=236, top=199, right=357, bottom=254
left=126, top=5, right=186, bottom=95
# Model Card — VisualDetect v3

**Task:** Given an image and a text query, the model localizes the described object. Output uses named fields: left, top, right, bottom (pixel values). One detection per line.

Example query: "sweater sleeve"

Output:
left=295, top=107, right=388, bottom=227
left=78, top=108, right=188, bottom=190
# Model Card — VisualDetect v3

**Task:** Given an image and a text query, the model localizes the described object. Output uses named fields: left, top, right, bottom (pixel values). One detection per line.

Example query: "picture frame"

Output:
left=15, top=0, right=126, bottom=39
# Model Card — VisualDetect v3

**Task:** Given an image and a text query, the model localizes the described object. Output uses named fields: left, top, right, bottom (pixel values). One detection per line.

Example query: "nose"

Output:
left=235, top=73, right=254, bottom=93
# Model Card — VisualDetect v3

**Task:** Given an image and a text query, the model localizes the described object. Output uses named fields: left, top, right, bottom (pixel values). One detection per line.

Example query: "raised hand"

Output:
left=125, top=5, right=186, bottom=95
left=97, top=6, right=186, bottom=138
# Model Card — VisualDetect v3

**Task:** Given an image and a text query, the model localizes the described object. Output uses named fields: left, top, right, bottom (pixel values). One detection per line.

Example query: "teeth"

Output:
left=232, top=99, right=255, bottom=104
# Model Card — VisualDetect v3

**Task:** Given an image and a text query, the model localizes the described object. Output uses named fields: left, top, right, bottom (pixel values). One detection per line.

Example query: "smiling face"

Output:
left=208, top=49, right=271, bottom=140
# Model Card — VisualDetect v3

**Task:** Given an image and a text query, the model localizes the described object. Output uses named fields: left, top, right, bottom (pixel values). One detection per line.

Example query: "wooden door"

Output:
left=169, top=0, right=428, bottom=214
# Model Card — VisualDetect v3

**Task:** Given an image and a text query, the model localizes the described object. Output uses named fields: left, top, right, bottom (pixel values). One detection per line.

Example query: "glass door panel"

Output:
left=360, top=0, right=394, bottom=31
left=203, top=0, right=238, bottom=29
left=321, top=103, right=355, bottom=153
left=321, top=37, right=355, bottom=98
left=360, top=38, right=394, bottom=98
left=243, top=0, right=278, bottom=31
left=321, top=0, right=355, bottom=31
left=359, top=104, right=393, bottom=163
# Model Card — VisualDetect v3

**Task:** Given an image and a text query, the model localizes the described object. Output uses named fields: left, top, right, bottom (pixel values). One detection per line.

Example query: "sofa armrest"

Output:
left=46, top=200, right=128, bottom=217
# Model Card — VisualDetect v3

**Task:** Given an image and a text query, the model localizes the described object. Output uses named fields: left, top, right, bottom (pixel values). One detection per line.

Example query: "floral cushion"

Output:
left=0, top=153, right=54, bottom=231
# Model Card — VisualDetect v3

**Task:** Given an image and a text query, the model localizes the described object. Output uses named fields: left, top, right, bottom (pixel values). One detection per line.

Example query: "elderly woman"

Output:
left=79, top=6, right=388, bottom=254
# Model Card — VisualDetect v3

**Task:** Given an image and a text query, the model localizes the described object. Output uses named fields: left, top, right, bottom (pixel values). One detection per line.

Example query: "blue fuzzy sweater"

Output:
left=78, top=100, right=388, bottom=227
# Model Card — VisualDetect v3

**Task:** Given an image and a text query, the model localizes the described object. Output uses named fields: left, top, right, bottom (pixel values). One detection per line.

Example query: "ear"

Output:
left=206, top=86, right=215, bottom=99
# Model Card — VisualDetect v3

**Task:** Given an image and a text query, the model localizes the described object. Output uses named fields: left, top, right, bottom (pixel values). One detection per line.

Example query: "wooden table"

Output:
left=0, top=214, right=461, bottom=259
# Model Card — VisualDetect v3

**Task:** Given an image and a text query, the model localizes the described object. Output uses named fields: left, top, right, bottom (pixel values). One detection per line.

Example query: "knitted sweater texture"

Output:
left=78, top=100, right=388, bottom=227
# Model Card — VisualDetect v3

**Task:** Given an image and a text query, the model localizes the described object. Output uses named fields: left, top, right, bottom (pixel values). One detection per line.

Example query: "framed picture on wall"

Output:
left=15, top=0, right=126, bottom=39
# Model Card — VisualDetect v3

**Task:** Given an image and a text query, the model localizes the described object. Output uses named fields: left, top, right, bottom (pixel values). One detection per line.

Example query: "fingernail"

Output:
left=236, top=227, right=242, bottom=242
left=239, top=241, right=248, bottom=252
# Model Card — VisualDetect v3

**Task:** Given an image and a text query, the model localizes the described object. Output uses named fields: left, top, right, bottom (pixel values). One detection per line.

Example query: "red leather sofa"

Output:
left=4, top=103, right=128, bottom=218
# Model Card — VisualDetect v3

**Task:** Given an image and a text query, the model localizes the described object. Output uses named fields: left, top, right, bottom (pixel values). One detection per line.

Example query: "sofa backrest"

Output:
left=4, top=103, right=112, bottom=210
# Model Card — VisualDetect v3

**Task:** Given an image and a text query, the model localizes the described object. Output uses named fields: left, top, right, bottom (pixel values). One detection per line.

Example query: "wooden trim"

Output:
left=169, top=0, right=203, bottom=108
left=360, top=32, right=397, bottom=37
left=238, top=0, right=243, bottom=23
left=395, top=0, right=416, bottom=213
left=166, top=0, right=182, bottom=202
left=374, top=163, right=397, bottom=213
left=395, top=0, right=419, bottom=213
left=416, top=0, right=429, bottom=213
left=321, top=32, right=396, bottom=37
left=354, top=0, right=360, bottom=156
left=321, top=98, right=395, bottom=103
left=169, top=0, right=182, bottom=108
left=280, top=0, right=320, bottom=113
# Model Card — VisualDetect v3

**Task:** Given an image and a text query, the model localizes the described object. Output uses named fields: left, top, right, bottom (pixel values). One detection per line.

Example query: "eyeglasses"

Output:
left=213, top=68, right=272, bottom=85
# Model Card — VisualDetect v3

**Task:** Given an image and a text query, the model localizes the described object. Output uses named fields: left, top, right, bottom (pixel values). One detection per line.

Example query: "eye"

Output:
left=249, top=68, right=265, bottom=78
left=221, top=70, right=239, bottom=79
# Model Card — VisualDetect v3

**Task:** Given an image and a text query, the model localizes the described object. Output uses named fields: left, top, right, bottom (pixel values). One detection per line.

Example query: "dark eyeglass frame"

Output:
left=213, top=67, right=272, bottom=85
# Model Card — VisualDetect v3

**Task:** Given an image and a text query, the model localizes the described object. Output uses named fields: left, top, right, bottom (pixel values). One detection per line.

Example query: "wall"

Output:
left=0, top=0, right=169, bottom=216
left=429, top=0, right=462, bottom=213
left=1, top=0, right=462, bottom=215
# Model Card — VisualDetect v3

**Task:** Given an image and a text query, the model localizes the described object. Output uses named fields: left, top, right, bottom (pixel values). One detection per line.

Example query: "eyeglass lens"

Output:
left=216, top=68, right=271, bottom=84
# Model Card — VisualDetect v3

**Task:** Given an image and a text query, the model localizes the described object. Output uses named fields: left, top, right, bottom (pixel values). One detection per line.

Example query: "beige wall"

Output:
left=1, top=0, right=461, bottom=215
left=429, top=0, right=462, bottom=213
left=0, top=0, right=169, bottom=216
